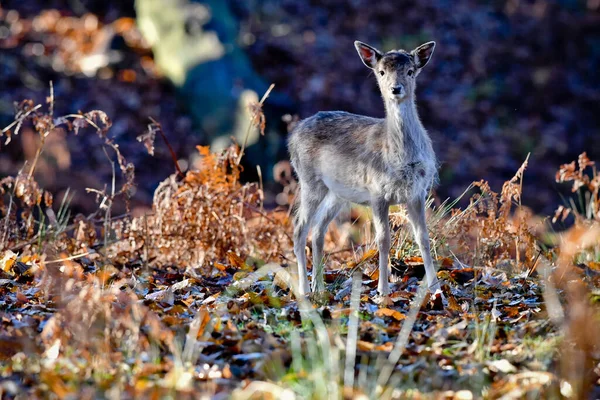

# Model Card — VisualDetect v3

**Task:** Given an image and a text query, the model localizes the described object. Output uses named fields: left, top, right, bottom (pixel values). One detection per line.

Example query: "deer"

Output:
left=288, top=40, right=442, bottom=298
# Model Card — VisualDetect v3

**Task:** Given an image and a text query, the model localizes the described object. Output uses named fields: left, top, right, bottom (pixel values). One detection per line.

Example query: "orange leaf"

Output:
left=195, top=308, right=212, bottom=338
left=447, top=294, right=462, bottom=313
left=503, top=306, right=520, bottom=318
left=0, top=250, right=17, bottom=276
left=375, top=342, right=394, bottom=352
left=404, top=256, right=424, bottom=265
left=390, top=291, right=412, bottom=300
left=227, top=251, right=246, bottom=269
left=227, top=251, right=253, bottom=271
left=375, top=308, right=406, bottom=321
left=40, top=371, right=72, bottom=399
left=214, top=262, right=228, bottom=272
left=161, top=315, right=184, bottom=326
left=222, top=364, right=232, bottom=379
left=356, top=340, right=376, bottom=351
left=369, top=269, right=379, bottom=280
left=588, top=261, right=600, bottom=272
left=439, top=257, right=454, bottom=267
left=359, top=248, right=378, bottom=264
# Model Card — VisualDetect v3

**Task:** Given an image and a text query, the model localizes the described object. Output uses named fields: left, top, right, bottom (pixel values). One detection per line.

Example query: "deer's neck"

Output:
left=384, top=98, right=430, bottom=161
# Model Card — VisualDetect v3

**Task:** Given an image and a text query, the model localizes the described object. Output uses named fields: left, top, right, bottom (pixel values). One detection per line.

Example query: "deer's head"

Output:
left=354, top=41, right=435, bottom=104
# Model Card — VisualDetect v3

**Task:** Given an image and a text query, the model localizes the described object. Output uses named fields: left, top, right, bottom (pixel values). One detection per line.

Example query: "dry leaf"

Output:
left=374, top=308, right=406, bottom=321
left=356, top=340, right=376, bottom=352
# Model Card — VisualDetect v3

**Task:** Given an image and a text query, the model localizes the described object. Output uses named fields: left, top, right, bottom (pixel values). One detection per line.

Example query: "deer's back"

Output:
left=288, top=111, right=384, bottom=170
left=288, top=111, right=391, bottom=202
left=288, top=111, right=436, bottom=204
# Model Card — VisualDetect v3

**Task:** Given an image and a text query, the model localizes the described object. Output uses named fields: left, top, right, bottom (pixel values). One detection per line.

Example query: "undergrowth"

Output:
left=0, top=93, right=599, bottom=399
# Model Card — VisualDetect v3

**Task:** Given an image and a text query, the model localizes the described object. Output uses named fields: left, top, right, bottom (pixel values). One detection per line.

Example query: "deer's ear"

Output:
left=412, top=41, right=436, bottom=69
left=354, top=41, right=382, bottom=69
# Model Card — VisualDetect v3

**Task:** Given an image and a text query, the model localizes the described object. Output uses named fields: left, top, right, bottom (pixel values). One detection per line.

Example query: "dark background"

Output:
left=1, top=0, right=599, bottom=216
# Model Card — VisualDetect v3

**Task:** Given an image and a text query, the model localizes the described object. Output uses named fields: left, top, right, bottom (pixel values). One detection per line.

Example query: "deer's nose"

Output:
left=391, top=85, right=404, bottom=96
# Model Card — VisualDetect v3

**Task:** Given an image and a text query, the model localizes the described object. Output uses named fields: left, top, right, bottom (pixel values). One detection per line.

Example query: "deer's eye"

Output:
left=407, top=69, right=414, bottom=77
left=379, top=70, right=385, bottom=76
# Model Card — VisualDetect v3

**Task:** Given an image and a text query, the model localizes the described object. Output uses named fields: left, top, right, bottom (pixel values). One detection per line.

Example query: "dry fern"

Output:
left=113, top=145, right=292, bottom=270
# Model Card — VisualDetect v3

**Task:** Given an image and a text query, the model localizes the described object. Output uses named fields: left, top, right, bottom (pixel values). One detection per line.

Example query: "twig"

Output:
left=149, top=117, right=184, bottom=178
left=28, top=83, right=56, bottom=178
left=236, top=83, right=275, bottom=166
left=1, top=104, right=42, bottom=135
left=518, top=153, right=530, bottom=208
left=257, top=165, right=264, bottom=213
left=48, top=81, right=54, bottom=119
left=102, top=146, right=116, bottom=255
left=526, top=248, right=543, bottom=278
left=45, top=251, right=91, bottom=265
left=1, top=190, right=14, bottom=250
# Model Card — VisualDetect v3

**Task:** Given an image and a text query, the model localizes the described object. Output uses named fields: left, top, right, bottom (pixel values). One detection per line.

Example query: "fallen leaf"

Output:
left=44, top=339, right=61, bottom=363
left=390, top=291, right=412, bottom=300
left=0, top=250, right=17, bottom=276
left=227, top=252, right=252, bottom=271
left=356, top=340, right=376, bottom=351
left=375, top=308, right=405, bottom=321
left=359, top=248, right=378, bottom=264
left=451, top=268, right=475, bottom=283
left=332, top=308, right=353, bottom=318
left=375, top=342, right=394, bottom=352
left=202, top=293, right=220, bottom=305
left=40, top=371, right=72, bottom=399
left=487, top=359, right=517, bottom=373
left=439, top=257, right=454, bottom=267
left=369, top=269, right=379, bottom=280
left=214, top=262, right=228, bottom=272
left=454, top=390, right=474, bottom=400
left=587, top=261, right=600, bottom=272
left=404, top=256, right=424, bottom=265
left=447, top=293, right=463, bottom=313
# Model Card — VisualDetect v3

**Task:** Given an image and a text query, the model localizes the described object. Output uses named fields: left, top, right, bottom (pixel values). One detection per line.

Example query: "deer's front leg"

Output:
left=371, top=197, right=391, bottom=296
left=407, top=195, right=442, bottom=293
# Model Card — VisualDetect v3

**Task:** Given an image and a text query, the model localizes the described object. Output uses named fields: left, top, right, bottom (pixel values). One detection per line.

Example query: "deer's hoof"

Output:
left=298, top=279, right=311, bottom=297
left=377, top=283, right=390, bottom=297
left=373, top=294, right=394, bottom=306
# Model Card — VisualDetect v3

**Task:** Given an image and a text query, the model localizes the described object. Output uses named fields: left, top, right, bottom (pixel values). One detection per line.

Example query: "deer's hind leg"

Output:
left=407, top=194, right=442, bottom=294
left=311, top=192, right=344, bottom=293
left=293, top=181, right=328, bottom=295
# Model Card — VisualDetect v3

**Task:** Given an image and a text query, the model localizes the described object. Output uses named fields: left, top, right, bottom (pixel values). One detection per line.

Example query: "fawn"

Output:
left=288, top=40, right=442, bottom=297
